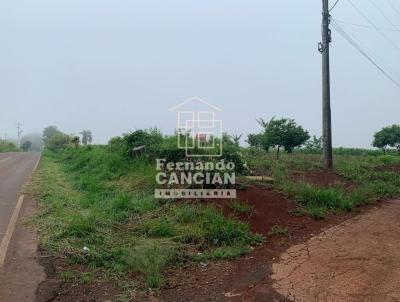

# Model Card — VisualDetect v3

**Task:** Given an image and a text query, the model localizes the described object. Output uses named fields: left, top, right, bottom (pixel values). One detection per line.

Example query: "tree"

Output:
left=257, top=117, right=310, bottom=159
left=46, top=133, right=71, bottom=151
left=21, top=133, right=44, bottom=152
left=43, top=126, right=62, bottom=143
left=21, top=140, right=32, bottom=152
left=72, top=136, right=80, bottom=148
left=231, top=134, right=243, bottom=147
left=373, top=125, right=400, bottom=154
left=304, top=135, right=323, bottom=153
left=247, top=133, right=268, bottom=150
left=80, top=130, right=93, bottom=146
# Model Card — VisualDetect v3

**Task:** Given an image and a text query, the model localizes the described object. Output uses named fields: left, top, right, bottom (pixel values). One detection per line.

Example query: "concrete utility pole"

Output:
left=320, top=0, right=333, bottom=169
left=16, top=123, right=23, bottom=147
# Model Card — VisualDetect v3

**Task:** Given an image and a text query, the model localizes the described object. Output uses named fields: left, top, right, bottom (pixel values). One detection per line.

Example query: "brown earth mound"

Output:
left=207, top=186, right=301, bottom=235
left=291, top=169, right=354, bottom=191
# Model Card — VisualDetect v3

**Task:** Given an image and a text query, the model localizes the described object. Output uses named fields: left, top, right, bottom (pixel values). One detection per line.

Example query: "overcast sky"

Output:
left=0, top=0, right=399, bottom=147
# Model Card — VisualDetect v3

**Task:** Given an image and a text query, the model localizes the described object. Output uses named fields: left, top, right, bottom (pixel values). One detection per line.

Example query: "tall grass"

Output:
left=30, top=146, right=259, bottom=288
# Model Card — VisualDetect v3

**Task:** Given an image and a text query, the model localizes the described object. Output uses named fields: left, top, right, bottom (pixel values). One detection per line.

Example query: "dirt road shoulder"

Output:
left=0, top=197, right=45, bottom=302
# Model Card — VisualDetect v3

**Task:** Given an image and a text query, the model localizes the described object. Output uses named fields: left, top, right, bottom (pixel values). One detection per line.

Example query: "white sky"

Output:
left=0, top=0, right=399, bottom=147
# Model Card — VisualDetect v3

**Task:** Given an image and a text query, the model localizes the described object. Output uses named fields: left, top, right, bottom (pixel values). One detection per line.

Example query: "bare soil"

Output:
left=272, top=199, right=400, bottom=302
left=159, top=186, right=362, bottom=302
left=36, top=256, right=120, bottom=302
left=291, top=169, right=354, bottom=190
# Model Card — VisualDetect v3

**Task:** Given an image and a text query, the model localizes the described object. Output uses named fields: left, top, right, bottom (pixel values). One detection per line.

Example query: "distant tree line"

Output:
left=43, top=126, right=93, bottom=151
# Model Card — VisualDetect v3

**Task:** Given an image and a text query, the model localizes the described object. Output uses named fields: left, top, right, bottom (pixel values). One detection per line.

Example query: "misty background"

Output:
left=0, top=0, right=399, bottom=147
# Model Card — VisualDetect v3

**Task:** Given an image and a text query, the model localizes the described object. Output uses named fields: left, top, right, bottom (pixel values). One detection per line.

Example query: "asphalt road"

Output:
left=0, top=152, right=40, bottom=246
left=0, top=152, right=44, bottom=302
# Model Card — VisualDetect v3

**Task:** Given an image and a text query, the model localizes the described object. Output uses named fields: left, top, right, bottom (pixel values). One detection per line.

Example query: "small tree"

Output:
left=258, top=117, right=310, bottom=159
left=21, top=133, right=44, bottom=151
left=21, top=140, right=32, bottom=152
left=304, top=135, right=323, bottom=153
left=231, top=134, right=242, bottom=147
left=43, top=126, right=62, bottom=143
left=72, top=136, right=80, bottom=148
left=80, top=130, right=93, bottom=146
left=373, top=125, right=400, bottom=154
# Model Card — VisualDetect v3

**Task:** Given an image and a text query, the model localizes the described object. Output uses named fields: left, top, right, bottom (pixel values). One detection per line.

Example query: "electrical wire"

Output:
left=329, top=0, right=340, bottom=12
left=334, top=19, right=400, bottom=32
left=388, top=0, right=400, bottom=18
left=331, top=18, right=399, bottom=78
left=347, top=0, right=400, bottom=51
left=331, top=19, right=400, bottom=89
left=367, top=0, right=400, bottom=30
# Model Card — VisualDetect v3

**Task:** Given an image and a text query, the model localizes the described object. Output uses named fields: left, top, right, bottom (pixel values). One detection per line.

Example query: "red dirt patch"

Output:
left=207, top=186, right=304, bottom=236
left=36, top=255, right=121, bottom=302
left=291, top=169, right=354, bottom=190
left=159, top=186, right=372, bottom=302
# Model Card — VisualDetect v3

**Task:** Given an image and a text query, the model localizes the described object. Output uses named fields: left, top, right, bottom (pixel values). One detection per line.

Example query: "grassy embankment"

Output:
left=29, top=146, right=260, bottom=289
left=29, top=143, right=400, bottom=290
left=244, top=150, right=400, bottom=219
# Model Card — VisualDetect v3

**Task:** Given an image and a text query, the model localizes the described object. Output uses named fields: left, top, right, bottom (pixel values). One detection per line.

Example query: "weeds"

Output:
left=31, top=148, right=258, bottom=289
left=268, top=225, right=290, bottom=237
left=230, top=200, right=253, bottom=216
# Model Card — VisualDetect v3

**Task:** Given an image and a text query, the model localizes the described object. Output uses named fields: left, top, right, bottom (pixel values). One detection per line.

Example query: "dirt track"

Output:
left=272, top=199, right=400, bottom=302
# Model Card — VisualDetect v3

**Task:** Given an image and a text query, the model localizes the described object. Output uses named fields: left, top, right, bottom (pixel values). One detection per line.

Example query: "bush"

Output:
left=122, top=129, right=163, bottom=159
left=46, top=133, right=71, bottom=151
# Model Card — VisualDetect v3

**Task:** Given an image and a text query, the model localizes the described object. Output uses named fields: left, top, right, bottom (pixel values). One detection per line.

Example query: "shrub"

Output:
left=46, top=133, right=71, bottom=151
left=122, top=129, right=163, bottom=159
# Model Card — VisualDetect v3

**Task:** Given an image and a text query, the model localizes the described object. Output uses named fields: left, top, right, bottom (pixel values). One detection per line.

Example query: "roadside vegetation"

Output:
left=30, top=128, right=260, bottom=290
left=0, top=140, right=19, bottom=152
left=29, top=120, right=400, bottom=294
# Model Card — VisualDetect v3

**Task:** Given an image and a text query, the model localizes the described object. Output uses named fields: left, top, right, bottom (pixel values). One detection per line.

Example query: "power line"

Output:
left=332, top=18, right=400, bottom=79
left=331, top=19, right=400, bottom=89
left=388, top=0, right=400, bottom=18
left=329, top=0, right=340, bottom=12
left=334, top=19, right=400, bottom=32
left=347, top=0, right=400, bottom=51
left=367, top=0, right=400, bottom=30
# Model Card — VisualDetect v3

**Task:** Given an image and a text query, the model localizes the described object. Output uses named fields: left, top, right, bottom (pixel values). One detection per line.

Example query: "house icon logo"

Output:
left=169, top=97, right=223, bottom=157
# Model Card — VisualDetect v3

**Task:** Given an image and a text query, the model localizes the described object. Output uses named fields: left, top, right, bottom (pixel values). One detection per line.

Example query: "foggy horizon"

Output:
left=1, top=0, right=399, bottom=148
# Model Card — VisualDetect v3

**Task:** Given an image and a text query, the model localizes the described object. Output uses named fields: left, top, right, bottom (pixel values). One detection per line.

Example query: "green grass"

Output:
left=244, top=150, right=400, bottom=219
left=230, top=200, right=253, bottom=216
left=29, top=147, right=259, bottom=289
